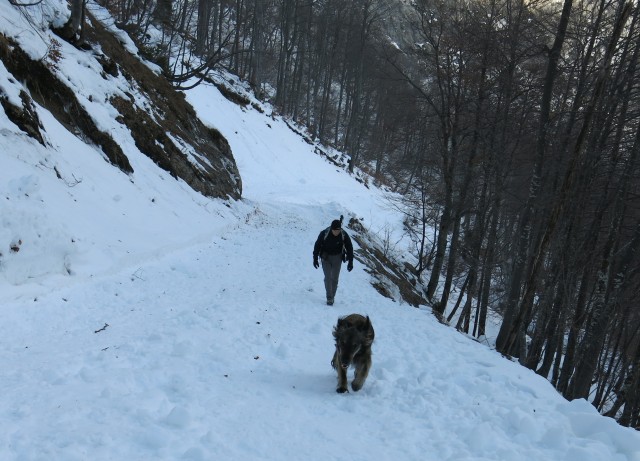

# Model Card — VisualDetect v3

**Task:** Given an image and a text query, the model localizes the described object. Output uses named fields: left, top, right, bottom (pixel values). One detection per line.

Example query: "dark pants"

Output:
left=322, top=253, right=343, bottom=302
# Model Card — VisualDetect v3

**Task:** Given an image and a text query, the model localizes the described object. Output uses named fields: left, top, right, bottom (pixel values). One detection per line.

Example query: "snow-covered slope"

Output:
left=1, top=2, right=639, bottom=460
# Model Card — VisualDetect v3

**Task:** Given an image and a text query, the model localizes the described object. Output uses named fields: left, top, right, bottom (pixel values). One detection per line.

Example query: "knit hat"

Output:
left=331, top=219, right=342, bottom=230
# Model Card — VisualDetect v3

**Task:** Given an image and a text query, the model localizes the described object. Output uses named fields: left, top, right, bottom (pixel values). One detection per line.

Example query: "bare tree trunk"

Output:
left=153, top=0, right=172, bottom=27
left=618, top=342, right=640, bottom=426
left=476, top=201, right=499, bottom=338
left=196, top=0, right=212, bottom=55
left=54, top=0, right=86, bottom=42
left=427, top=171, right=453, bottom=307
left=557, top=267, right=590, bottom=394
left=537, top=301, right=567, bottom=379
left=567, top=224, right=630, bottom=399
left=446, top=273, right=470, bottom=324
left=499, top=1, right=631, bottom=362
left=496, top=0, right=574, bottom=357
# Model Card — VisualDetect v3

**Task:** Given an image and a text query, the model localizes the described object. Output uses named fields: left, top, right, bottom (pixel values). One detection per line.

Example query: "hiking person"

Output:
left=313, top=217, right=354, bottom=305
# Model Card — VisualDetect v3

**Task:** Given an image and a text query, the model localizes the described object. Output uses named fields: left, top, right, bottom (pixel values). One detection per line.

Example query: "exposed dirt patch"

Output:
left=0, top=89, right=45, bottom=145
left=83, top=14, right=241, bottom=199
left=0, top=13, right=241, bottom=200
left=214, top=82, right=250, bottom=107
left=0, top=33, right=132, bottom=172
left=347, top=218, right=429, bottom=308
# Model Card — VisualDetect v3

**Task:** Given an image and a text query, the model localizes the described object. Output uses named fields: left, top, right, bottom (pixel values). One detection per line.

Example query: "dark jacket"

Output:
left=313, top=228, right=354, bottom=262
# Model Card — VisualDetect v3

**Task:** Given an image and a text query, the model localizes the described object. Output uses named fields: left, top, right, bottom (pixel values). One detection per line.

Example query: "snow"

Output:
left=1, top=2, right=640, bottom=460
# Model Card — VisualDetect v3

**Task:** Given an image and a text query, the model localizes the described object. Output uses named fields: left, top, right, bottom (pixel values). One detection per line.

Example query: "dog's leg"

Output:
left=351, top=355, right=371, bottom=392
left=333, top=349, right=348, bottom=393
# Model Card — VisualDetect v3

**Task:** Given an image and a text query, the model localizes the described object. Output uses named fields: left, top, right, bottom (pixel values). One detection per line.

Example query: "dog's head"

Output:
left=333, top=315, right=374, bottom=369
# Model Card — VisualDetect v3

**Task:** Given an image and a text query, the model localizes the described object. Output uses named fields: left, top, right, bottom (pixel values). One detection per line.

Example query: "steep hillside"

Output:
left=0, top=4, right=240, bottom=200
left=0, top=2, right=248, bottom=299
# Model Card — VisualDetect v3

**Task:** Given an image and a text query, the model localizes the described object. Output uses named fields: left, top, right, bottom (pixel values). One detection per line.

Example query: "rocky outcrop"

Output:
left=0, top=12, right=241, bottom=200
left=347, top=217, right=429, bottom=308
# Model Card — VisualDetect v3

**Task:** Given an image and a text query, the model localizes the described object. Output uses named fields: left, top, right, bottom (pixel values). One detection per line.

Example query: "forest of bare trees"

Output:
left=94, top=0, right=640, bottom=428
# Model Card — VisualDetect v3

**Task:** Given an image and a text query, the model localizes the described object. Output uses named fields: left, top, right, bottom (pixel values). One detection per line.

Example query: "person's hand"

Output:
left=313, top=257, right=319, bottom=269
left=347, top=261, right=353, bottom=272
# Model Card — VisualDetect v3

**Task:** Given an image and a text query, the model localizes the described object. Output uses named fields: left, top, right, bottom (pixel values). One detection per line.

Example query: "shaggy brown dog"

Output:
left=331, top=314, right=375, bottom=393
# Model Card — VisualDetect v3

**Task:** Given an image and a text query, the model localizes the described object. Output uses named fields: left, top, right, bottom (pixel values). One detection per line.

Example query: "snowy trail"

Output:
left=2, top=200, right=639, bottom=461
